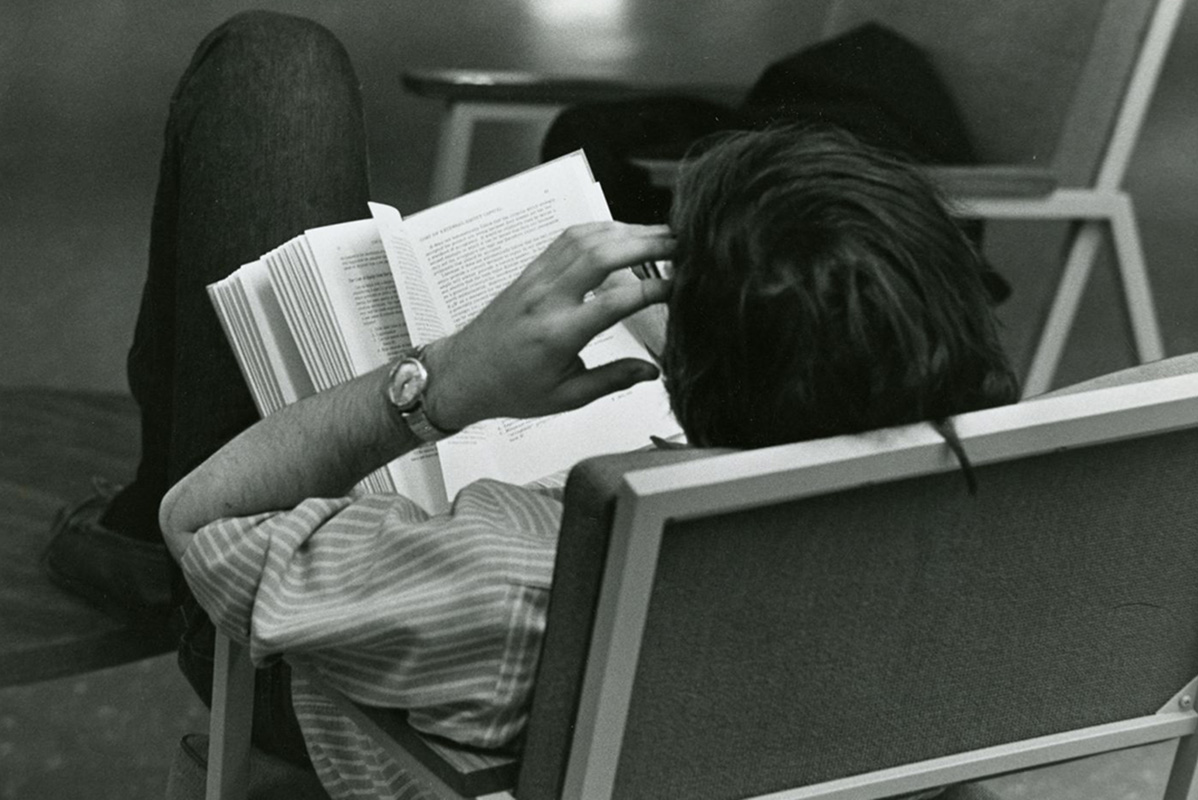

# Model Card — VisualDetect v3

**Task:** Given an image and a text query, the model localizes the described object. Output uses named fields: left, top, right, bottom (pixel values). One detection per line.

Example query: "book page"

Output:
left=401, top=152, right=602, bottom=331
left=367, top=202, right=452, bottom=347
left=435, top=323, right=680, bottom=495
left=304, top=220, right=412, bottom=372
left=207, top=280, right=275, bottom=417
left=237, top=260, right=315, bottom=409
left=292, top=236, right=355, bottom=381
left=207, top=262, right=313, bottom=419
left=224, top=281, right=282, bottom=412
left=264, top=243, right=338, bottom=391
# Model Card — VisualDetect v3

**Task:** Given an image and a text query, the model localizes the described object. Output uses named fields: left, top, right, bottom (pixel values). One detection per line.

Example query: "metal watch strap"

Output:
left=403, top=403, right=452, bottom=443
left=386, top=347, right=456, bottom=443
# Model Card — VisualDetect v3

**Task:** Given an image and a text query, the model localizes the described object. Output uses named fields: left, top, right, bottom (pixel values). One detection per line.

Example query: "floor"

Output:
left=0, top=1, right=1195, bottom=798
left=1, top=658, right=207, bottom=800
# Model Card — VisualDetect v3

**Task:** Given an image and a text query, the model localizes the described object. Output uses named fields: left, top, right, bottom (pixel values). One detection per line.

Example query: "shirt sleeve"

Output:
left=179, top=482, right=562, bottom=749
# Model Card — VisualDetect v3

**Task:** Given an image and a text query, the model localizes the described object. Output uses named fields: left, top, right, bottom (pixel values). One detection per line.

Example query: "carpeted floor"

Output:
left=0, top=655, right=206, bottom=800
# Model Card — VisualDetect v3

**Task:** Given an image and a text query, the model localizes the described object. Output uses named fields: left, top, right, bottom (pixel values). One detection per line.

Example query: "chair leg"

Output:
left=1109, top=192, right=1165, bottom=364
left=1163, top=732, right=1198, bottom=800
left=206, top=632, right=255, bottom=800
left=430, top=105, right=478, bottom=205
left=1022, top=221, right=1106, bottom=397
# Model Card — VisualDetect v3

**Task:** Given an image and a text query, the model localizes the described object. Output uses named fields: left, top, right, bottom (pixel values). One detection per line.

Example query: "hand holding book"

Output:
left=165, top=223, right=676, bottom=554
left=423, top=222, right=674, bottom=431
left=207, top=151, right=684, bottom=514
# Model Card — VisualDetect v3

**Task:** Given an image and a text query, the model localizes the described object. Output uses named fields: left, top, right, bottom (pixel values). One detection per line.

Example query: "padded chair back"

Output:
left=822, top=0, right=1158, bottom=184
left=517, top=380, right=1198, bottom=799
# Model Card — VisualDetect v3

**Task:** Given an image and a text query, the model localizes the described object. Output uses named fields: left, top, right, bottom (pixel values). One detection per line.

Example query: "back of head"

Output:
left=663, top=125, right=1018, bottom=448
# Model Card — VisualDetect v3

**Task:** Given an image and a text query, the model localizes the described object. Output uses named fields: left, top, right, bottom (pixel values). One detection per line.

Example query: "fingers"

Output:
left=430, top=222, right=675, bottom=426
left=546, top=223, right=675, bottom=294
left=550, top=358, right=661, bottom=411
left=575, top=278, right=671, bottom=341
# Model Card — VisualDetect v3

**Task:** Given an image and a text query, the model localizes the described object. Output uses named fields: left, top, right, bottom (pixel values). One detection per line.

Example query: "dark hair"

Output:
left=663, top=125, right=1019, bottom=449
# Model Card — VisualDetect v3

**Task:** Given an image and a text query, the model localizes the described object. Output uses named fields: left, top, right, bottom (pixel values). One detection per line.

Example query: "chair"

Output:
left=198, top=356, right=1198, bottom=799
left=402, top=0, right=1187, bottom=397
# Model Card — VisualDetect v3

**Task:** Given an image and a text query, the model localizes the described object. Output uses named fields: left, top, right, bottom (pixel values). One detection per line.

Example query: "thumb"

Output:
left=551, top=359, right=660, bottom=412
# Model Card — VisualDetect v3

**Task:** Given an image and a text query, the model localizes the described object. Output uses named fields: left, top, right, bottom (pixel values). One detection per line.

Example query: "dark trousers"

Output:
left=100, top=11, right=371, bottom=765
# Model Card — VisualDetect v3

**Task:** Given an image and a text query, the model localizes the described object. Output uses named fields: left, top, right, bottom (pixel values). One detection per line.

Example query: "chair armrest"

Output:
left=402, top=68, right=743, bottom=107
left=926, top=165, right=1057, bottom=198
left=292, top=662, right=518, bottom=798
left=207, top=632, right=255, bottom=800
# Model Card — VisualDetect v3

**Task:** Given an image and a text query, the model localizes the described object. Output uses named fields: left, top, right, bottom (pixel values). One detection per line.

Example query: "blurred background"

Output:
left=0, top=1, right=1195, bottom=797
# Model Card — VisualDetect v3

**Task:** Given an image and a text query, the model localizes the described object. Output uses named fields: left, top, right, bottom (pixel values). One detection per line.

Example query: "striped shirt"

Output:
left=180, top=479, right=565, bottom=798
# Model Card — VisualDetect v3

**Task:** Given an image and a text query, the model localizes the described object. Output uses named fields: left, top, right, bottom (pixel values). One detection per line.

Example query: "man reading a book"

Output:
left=44, top=11, right=1016, bottom=798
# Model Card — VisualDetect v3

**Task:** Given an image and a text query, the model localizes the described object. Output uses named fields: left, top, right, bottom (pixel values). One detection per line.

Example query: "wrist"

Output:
left=419, top=337, right=473, bottom=433
left=383, top=345, right=461, bottom=442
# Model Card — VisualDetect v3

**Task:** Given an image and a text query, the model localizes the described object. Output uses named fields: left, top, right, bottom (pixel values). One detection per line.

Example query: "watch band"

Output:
left=404, top=402, right=452, bottom=443
left=384, top=347, right=457, bottom=443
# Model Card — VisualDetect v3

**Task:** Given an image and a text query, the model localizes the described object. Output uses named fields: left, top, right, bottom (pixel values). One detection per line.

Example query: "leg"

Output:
left=169, top=11, right=372, bottom=766
left=113, top=9, right=371, bottom=516
left=54, top=10, right=371, bottom=765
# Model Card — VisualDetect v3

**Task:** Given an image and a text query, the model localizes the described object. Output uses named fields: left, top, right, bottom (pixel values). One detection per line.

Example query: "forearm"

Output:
left=160, top=363, right=416, bottom=561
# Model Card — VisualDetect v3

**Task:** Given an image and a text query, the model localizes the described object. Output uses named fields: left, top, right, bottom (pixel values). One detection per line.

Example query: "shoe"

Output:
left=42, top=478, right=173, bottom=625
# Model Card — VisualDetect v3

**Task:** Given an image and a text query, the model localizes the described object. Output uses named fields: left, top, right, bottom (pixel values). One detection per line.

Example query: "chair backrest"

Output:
left=820, top=0, right=1167, bottom=185
left=516, top=371, right=1198, bottom=799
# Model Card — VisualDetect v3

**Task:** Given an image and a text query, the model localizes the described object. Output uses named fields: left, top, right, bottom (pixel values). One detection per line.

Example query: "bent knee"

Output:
left=196, top=10, right=356, bottom=87
left=174, top=10, right=361, bottom=122
left=215, top=10, right=344, bottom=52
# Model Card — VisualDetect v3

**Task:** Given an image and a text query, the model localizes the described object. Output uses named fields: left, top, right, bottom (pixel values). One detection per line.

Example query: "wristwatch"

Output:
left=383, top=347, right=456, bottom=443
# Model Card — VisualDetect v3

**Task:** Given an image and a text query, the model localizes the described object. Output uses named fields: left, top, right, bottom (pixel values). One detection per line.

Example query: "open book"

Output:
left=208, top=151, right=681, bottom=514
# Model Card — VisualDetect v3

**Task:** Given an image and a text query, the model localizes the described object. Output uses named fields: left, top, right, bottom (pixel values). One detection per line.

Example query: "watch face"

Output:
left=388, top=359, right=427, bottom=411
